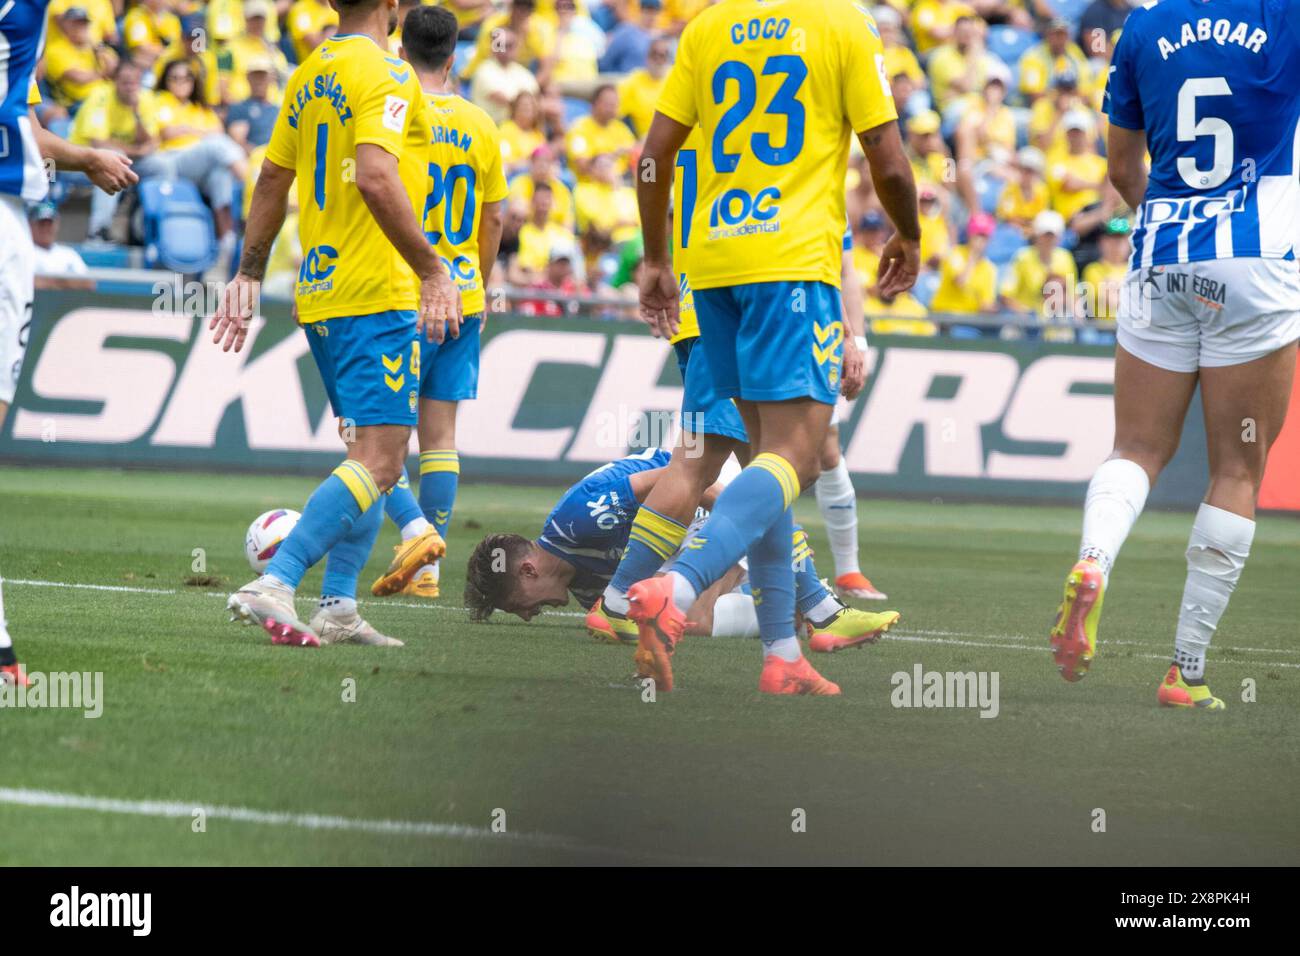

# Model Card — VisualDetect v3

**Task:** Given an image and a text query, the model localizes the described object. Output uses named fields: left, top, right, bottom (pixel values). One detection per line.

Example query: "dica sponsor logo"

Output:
left=891, top=664, right=1000, bottom=718
left=49, top=886, right=151, bottom=936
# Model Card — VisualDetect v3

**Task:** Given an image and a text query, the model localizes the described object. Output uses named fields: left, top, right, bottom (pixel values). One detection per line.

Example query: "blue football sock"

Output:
left=748, top=506, right=797, bottom=645
left=609, top=507, right=689, bottom=597
left=672, top=452, right=801, bottom=597
left=419, top=449, right=460, bottom=539
left=266, top=460, right=380, bottom=590
left=321, top=496, right=384, bottom=600
left=384, top=468, right=425, bottom=532
left=792, top=525, right=833, bottom=616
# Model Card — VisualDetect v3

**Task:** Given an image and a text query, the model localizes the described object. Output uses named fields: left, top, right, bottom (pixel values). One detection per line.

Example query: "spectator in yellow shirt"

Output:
left=574, top=154, right=639, bottom=243
left=551, top=0, right=601, bottom=93
left=996, top=146, right=1050, bottom=236
left=513, top=183, right=577, bottom=281
left=72, top=60, right=164, bottom=240
left=917, top=186, right=953, bottom=270
left=469, top=0, right=557, bottom=83
left=906, top=110, right=951, bottom=193
left=1080, top=217, right=1133, bottom=325
left=953, top=73, right=1017, bottom=164
left=153, top=59, right=248, bottom=254
left=45, top=7, right=115, bottom=107
left=931, top=213, right=999, bottom=315
left=910, top=0, right=976, bottom=55
left=48, top=0, right=117, bottom=46
left=508, top=144, right=575, bottom=228
left=999, top=210, right=1077, bottom=316
left=287, top=0, right=339, bottom=63
left=926, top=15, right=1002, bottom=112
left=230, top=2, right=292, bottom=87
left=618, top=35, right=671, bottom=139
left=1047, top=110, right=1108, bottom=226
left=499, top=92, right=547, bottom=175
left=565, top=84, right=636, bottom=182
left=1019, top=18, right=1093, bottom=103
left=122, top=0, right=182, bottom=71
left=874, top=6, right=926, bottom=89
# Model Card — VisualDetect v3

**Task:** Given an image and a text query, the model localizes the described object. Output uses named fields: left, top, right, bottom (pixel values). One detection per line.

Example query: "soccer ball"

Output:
left=245, top=509, right=301, bottom=574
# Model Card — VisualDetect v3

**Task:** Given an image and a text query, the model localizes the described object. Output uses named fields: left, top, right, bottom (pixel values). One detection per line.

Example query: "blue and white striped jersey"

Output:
left=1105, top=0, right=1300, bottom=267
left=537, top=449, right=670, bottom=610
left=0, top=0, right=50, bottom=201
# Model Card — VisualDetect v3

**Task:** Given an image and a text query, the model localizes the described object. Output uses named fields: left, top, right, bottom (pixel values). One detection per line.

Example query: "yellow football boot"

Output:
left=585, top=598, right=639, bottom=644
left=1050, top=558, right=1105, bottom=682
left=807, top=607, right=900, bottom=653
left=401, top=568, right=440, bottom=600
left=1157, top=664, right=1225, bottom=711
left=370, top=529, right=446, bottom=596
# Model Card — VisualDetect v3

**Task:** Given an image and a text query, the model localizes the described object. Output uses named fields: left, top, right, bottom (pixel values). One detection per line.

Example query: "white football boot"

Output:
left=309, top=606, right=404, bottom=647
left=227, top=577, right=321, bottom=648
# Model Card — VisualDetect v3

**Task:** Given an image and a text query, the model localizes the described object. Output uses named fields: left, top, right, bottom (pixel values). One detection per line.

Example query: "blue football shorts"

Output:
left=692, top=280, right=844, bottom=405
left=303, top=309, right=420, bottom=427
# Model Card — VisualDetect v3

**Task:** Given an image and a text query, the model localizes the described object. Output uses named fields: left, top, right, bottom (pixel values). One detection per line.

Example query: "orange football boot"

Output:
left=626, top=576, right=688, bottom=692
left=758, top=655, right=841, bottom=696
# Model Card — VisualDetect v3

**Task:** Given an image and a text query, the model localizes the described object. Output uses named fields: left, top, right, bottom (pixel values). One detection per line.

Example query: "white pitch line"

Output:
left=0, top=787, right=722, bottom=864
left=888, top=633, right=1300, bottom=670
left=5, top=577, right=1297, bottom=662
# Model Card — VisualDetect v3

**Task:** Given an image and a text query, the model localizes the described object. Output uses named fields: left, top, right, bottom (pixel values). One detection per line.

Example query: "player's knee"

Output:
left=1113, top=440, right=1177, bottom=480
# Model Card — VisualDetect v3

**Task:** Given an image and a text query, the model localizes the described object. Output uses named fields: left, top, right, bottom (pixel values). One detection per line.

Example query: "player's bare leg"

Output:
left=1158, top=342, right=1296, bottom=709
left=1052, top=346, right=1197, bottom=681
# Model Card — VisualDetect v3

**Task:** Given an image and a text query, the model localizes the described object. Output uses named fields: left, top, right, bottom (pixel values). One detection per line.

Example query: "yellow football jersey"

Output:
left=420, top=92, right=510, bottom=316
left=656, top=0, right=897, bottom=290
left=669, top=127, right=704, bottom=345
left=265, top=35, right=430, bottom=323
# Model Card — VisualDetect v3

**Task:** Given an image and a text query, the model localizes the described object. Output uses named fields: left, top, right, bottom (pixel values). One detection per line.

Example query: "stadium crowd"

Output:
left=30, top=0, right=1137, bottom=337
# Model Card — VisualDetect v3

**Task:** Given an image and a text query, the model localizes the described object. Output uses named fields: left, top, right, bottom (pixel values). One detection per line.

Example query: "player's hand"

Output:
left=209, top=273, right=260, bottom=353
left=419, top=269, right=462, bottom=344
left=877, top=234, right=921, bottom=299
left=840, top=331, right=866, bottom=401
left=85, top=148, right=137, bottom=195
left=639, top=262, right=679, bottom=339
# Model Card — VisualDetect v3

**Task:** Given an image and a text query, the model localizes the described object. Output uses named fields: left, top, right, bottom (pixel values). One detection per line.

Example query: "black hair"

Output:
left=464, top=533, right=533, bottom=622
left=402, top=4, right=459, bottom=72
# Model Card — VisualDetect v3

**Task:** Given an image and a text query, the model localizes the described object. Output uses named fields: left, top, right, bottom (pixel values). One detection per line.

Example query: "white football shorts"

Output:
left=0, top=193, right=36, bottom=405
left=1117, top=257, right=1300, bottom=372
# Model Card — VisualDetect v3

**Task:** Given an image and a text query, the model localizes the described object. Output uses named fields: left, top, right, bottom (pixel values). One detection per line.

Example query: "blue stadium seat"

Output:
left=912, top=270, right=940, bottom=308
left=453, top=41, right=475, bottom=78
left=1052, top=0, right=1092, bottom=26
left=987, top=25, right=1038, bottom=68
left=948, top=324, right=986, bottom=340
left=138, top=178, right=218, bottom=275
left=987, top=222, right=1027, bottom=265
left=563, top=96, right=592, bottom=126
left=976, top=173, right=1004, bottom=215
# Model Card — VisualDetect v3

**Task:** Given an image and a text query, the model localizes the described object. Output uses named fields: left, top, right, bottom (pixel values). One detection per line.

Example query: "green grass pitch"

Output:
left=0, top=465, right=1297, bottom=865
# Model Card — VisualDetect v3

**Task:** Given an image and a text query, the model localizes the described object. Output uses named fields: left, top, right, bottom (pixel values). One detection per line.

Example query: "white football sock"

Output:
left=260, top=573, right=294, bottom=594
left=807, top=593, right=843, bottom=625
left=0, top=577, right=11, bottom=651
left=318, top=595, right=358, bottom=616
left=668, top=570, right=698, bottom=613
left=815, top=458, right=860, bottom=577
left=711, top=593, right=760, bottom=638
left=1173, top=503, right=1254, bottom=681
left=401, top=517, right=431, bottom=540
left=762, top=635, right=802, bottom=662
left=602, top=584, right=630, bottom=616
left=414, top=560, right=439, bottom=581
left=1079, top=458, right=1150, bottom=582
